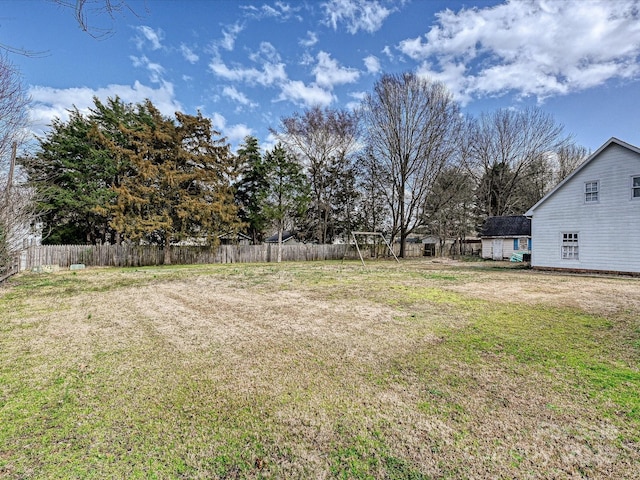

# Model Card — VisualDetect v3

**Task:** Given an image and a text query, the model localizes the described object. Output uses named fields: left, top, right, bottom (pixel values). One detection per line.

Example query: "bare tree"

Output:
left=272, top=106, right=360, bottom=243
left=0, top=53, right=33, bottom=271
left=2, top=1, right=140, bottom=55
left=54, top=0, right=139, bottom=38
left=554, top=143, right=589, bottom=182
left=361, top=73, right=463, bottom=257
left=0, top=54, right=29, bottom=171
left=468, top=107, right=571, bottom=217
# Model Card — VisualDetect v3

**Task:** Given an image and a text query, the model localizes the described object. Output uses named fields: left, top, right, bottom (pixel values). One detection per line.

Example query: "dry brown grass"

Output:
left=1, top=260, right=638, bottom=478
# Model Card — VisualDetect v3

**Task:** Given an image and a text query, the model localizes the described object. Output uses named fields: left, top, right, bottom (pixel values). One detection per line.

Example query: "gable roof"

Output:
left=480, top=216, right=531, bottom=237
left=525, top=137, right=640, bottom=216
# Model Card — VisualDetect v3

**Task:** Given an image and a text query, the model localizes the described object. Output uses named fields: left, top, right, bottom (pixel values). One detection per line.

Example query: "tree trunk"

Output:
left=277, top=221, right=283, bottom=263
left=399, top=227, right=407, bottom=258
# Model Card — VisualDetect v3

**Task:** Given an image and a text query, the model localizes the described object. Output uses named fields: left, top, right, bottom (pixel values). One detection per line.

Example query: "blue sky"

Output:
left=2, top=0, right=640, bottom=153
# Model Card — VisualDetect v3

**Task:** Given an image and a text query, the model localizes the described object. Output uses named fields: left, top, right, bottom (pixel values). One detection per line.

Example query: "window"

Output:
left=632, top=176, right=640, bottom=199
left=562, top=232, right=579, bottom=260
left=584, top=181, right=599, bottom=203
left=518, top=237, right=528, bottom=251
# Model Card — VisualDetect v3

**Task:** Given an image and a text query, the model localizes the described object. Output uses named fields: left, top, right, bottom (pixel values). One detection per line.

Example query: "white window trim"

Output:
left=631, top=175, right=640, bottom=200
left=561, top=232, right=579, bottom=260
left=584, top=180, right=599, bottom=204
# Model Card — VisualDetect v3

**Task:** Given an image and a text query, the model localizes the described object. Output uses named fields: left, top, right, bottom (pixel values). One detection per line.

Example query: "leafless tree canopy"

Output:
left=273, top=106, right=360, bottom=243
left=0, top=54, right=29, bottom=171
left=1, top=53, right=34, bottom=267
left=53, top=0, right=140, bottom=38
left=361, top=72, right=463, bottom=257
left=467, top=107, right=571, bottom=217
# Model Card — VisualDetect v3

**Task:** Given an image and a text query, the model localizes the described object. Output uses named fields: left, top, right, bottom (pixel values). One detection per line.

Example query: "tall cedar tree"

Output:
left=262, top=143, right=310, bottom=263
left=234, top=136, right=269, bottom=244
left=103, top=102, right=240, bottom=262
left=21, top=97, right=142, bottom=244
left=21, top=107, right=114, bottom=244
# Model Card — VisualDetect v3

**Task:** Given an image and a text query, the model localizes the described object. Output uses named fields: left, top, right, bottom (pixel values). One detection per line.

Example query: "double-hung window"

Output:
left=561, top=232, right=579, bottom=260
left=584, top=181, right=599, bottom=203
left=632, top=176, right=640, bottom=199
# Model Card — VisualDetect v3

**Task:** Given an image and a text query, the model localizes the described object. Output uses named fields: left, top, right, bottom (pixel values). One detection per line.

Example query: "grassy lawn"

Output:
left=1, top=260, right=638, bottom=479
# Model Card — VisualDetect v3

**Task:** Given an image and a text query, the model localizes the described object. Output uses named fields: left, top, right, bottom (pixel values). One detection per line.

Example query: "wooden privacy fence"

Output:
left=0, top=253, right=20, bottom=283
left=19, top=242, right=424, bottom=271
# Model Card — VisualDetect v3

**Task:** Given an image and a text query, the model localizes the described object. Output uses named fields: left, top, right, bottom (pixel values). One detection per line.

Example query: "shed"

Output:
left=480, top=216, right=531, bottom=260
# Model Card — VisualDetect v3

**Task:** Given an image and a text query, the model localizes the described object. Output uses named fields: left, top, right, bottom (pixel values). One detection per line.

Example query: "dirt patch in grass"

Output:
left=1, top=261, right=638, bottom=478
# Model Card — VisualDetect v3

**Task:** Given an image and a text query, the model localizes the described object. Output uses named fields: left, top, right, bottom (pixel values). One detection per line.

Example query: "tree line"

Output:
left=10, top=72, right=588, bottom=261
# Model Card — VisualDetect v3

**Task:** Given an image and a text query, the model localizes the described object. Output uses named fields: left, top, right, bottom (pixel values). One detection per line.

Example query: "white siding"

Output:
left=481, top=238, right=522, bottom=259
left=531, top=143, right=640, bottom=273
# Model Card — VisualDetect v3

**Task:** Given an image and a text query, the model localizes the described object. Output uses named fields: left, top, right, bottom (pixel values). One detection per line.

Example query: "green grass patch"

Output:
left=1, top=261, right=638, bottom=478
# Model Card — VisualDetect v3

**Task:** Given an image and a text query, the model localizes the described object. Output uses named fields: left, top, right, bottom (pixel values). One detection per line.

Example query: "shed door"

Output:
left=492, top=239, right=503, bottom=260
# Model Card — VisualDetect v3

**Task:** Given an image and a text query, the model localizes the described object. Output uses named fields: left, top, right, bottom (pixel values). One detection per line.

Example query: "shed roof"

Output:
left=480, top=216, right=531, bottom=237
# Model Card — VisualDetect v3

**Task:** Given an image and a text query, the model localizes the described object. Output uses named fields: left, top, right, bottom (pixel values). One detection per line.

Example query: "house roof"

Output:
left=264, top=231, right=297, bottom=243
left=218, top=231, right=252, bottom=240
left=525, top=137, right=640, bottom=216
left=480, top=216, right=531, bottom=237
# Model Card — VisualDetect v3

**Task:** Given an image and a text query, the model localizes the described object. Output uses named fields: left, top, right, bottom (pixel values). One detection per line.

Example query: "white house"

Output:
left=479, top=216, right=531, bottom=260
left=525, top=137, right=640, bottom=275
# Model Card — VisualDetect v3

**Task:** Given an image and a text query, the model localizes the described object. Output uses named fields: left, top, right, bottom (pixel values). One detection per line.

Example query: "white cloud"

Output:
left=323, top=0, right=392, bottom=34
left=299, top=31, right=319, bottom=47
left=313, top=51, right=360, bottom=89
left=209, top=112, right=253, bottom=145
left=400, top=0, right=640, bottom=104
left=382, top=45, right=394, bottom=61
left=27, top=81, right=182, bottom=136
left=222, top=86, right=257, bottom=108
left=180, top=44, right=199, bottom=64
left=134, top=25, right=163, bottom=50
left=249, top=42, right=281, bottom=64
left=219, top=23, right=244, bottom=51
left=226, top=123, right=253, bottom=143
left=346, top=90, right=366, bottom=110
left=130, top=55, right=165, bottom=84
left=241, top=2, right=302, bottom=21
left=210, top=58, right=287, bottom=86
left=277, top=80, right=335, bottom=107
left=364, top=55, right=381, bottom=74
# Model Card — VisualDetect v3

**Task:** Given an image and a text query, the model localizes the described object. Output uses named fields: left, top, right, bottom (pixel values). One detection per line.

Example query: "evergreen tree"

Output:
left=21, top=107, right=116, bottom=243
left=24, top=96, right=241, bottom=252
left=234, top=136, right=269, bottom=244
left=262, top=143, right=310, bottom=262
left=103, top=102, right=240, bottom=261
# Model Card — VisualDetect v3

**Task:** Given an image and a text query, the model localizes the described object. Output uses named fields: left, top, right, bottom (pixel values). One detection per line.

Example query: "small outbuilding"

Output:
left=480, top=215, right=531, bottom=260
